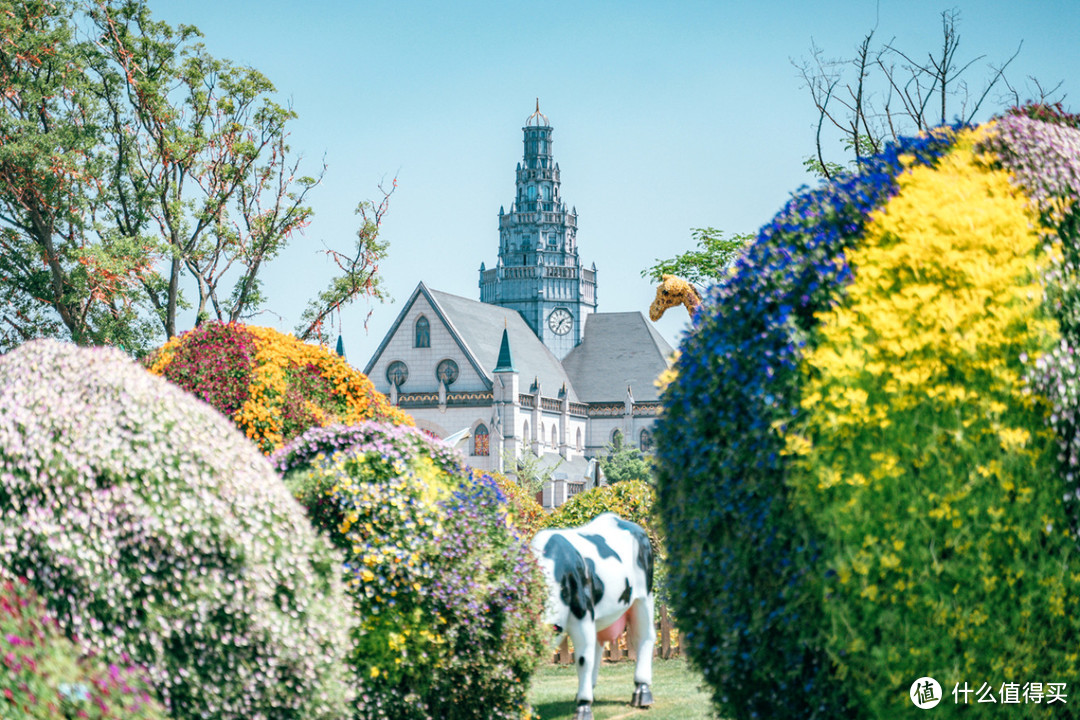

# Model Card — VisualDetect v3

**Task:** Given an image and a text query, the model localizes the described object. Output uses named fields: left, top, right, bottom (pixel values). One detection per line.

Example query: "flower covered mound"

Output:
left=654, top=112, right=1080, bottom=720
left=1, top=578, right=166, bottom=720
left=148, top=322, right=412, bottom=453
left=274, top=423, right=547, bottom=720
left=0, top=340, right=355, bottom=720
left=488, top=470, right=545, bottom=538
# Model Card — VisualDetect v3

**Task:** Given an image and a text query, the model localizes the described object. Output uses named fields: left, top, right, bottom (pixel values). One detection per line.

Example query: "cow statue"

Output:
left=531, top=512, right=656, bottom=720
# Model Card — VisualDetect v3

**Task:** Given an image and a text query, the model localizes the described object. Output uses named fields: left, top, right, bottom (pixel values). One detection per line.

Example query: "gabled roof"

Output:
left=561, top=312, right=674, bottom=403
left=364, top=283, right=489, bottom=388
left=429, top=289, right=579, bottom=402
left=364, top=284, right=579, bottom=402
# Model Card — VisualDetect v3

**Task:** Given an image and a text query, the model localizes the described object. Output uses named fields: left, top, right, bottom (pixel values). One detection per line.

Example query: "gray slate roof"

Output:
left=428, top=289, right=580, bottom=403
left=561, top=312, right=674, bottom=403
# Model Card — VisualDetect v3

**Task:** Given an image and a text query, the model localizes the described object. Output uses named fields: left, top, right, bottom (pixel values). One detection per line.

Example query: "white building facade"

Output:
left=363, top=107, right=672, bottom=503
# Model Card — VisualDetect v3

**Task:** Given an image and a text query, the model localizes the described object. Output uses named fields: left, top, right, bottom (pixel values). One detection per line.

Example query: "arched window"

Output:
left=523, top=420, right=530, bottom=445
left=612, top=429, right=624, bottom=450
left=414, top=316, right=430, bottom=348
left=473, top=424, right=490, bottom=456
left=540, top=424, right=546, bottom=446
left=640, top=428, right=653, bottom=453
left=576, top=428, right=583, bottom=451
left=551, top=425, right=558, bottom=449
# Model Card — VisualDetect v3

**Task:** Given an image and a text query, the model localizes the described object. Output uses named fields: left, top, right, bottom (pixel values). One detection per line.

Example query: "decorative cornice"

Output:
left=398, top=391, right=494, bottom=409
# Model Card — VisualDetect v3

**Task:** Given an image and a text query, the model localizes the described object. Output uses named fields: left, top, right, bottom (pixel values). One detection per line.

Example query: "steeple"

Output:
left=526, top=97, right=548, bottom=127
left=478, top=103, right=598, bottom=361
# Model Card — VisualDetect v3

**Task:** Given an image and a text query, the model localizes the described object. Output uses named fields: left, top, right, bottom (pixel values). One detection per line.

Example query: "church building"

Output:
left=364, top=104, right=672, bottom=502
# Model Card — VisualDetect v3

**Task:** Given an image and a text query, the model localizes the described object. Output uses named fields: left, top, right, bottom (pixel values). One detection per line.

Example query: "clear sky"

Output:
left=148, top=0, right=1080, bottom=363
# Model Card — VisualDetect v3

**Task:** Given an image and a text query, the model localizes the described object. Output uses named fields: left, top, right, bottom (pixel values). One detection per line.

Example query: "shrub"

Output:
left=489, top=470, right=546, bottom=538
left=148, top=321, right=411, bottom=453
left=1, top=577, right=166, bottom=720
left=274, top=423, right=547, bottom=720
left=543, top=480, right=666, bottom=603
left=543, top=480, right=659, bottom=549
left=654, top=113, right=1080, bottom=720
left=0, top=339, right=355, bottom=720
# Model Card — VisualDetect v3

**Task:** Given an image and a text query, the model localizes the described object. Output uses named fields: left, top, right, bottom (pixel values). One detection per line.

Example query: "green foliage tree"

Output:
left=296, top=184, right=394, bottom=344
left=502, top=446, right=562, bottom=496
left=599, top=440, right=653, bottom=485
left=642, top=227, right=752, bottom=289
left=0, top=0, right=389, bottom=355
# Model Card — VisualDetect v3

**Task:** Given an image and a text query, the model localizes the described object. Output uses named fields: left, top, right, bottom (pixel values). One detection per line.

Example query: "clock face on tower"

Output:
left=548, top=307, right=573, bottom=335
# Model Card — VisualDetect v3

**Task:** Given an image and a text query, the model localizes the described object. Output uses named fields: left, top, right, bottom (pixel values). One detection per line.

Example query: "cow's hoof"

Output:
left=573, top=702, right=593, bottom=720
left=631, top=683, right=654, bottom=708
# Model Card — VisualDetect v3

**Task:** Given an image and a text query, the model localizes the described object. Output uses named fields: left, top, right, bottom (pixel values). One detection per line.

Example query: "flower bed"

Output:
left=148, top=322, right=411, bottom=453
left=274, top=423, right=547, bottom=720
left=654, top=108, right=1080, bottom=719
left=0, top=340, right=355, bottom=720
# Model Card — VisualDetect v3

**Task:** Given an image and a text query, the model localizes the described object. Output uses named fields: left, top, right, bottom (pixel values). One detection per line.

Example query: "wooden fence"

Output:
left=552, top=603, right=681, bottom=664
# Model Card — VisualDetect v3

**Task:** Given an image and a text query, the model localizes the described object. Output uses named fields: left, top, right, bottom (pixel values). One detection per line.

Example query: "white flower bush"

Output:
left=0, top=340, right=355, bottom=720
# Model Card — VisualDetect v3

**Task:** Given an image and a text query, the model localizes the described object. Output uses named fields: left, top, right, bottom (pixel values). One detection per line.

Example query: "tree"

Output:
left=502, top=446, right=563, bottom=496
left=0, top=0, right=388, bottom=355
left=641, top=227, right=752, bottom=289
left=599, top=440, right=653, bottom=485
left=295, top=180, right=394, bottom=344
left=795, top=9, right=1060, bottom=179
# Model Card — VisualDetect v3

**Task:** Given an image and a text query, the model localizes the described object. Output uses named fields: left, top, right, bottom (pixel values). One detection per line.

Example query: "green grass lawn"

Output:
left=529, top=657, right=717, bottom=720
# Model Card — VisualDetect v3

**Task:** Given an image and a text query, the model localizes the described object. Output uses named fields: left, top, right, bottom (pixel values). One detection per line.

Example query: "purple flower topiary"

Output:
left=0, top=340, right=355, bottom=720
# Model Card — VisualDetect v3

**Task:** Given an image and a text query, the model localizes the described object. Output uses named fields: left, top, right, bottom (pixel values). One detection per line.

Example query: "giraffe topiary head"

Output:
left=649, top=274, right=701, bottom=321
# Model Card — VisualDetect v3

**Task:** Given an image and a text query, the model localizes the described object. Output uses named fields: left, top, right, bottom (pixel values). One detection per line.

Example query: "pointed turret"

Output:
left=494, top=328, right=516, bottom=373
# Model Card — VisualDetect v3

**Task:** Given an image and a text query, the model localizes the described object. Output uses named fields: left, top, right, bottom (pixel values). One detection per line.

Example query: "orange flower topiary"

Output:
left=148, top=322, right=411, bottom=453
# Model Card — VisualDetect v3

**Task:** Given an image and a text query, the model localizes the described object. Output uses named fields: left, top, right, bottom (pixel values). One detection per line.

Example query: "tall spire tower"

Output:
left=479, top=101, right=597, bottom=360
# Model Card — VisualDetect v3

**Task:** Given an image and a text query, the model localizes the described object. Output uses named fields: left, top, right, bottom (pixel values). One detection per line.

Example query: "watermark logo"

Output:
left=911, top=677, right=943, bottom=709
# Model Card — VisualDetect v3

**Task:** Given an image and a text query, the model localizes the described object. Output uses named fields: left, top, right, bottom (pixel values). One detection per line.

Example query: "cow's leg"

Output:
left=567, top=618, right=596, bottom=719
left=627, top=594, right=656, bottom=707
left=592, top=637, right=603, bottom=689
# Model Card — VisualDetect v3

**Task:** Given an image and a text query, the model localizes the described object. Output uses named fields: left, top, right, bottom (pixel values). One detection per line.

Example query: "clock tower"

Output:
left=479, top=102, right=597, bottom=360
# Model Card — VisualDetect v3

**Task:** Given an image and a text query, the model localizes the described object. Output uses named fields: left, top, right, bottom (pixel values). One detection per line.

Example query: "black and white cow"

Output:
left=531, top=512, right=656, bottom=720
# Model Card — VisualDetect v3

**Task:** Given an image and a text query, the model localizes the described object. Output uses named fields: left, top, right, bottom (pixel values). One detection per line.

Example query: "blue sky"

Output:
left=149, top=0, right=1080, bottom=361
